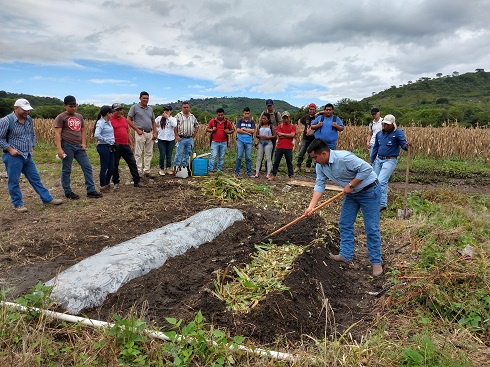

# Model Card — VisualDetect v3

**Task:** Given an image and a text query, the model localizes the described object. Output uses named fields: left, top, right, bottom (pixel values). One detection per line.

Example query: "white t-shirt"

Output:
left=369, top=118, right=383, bottom=147
left=155, top=115, right=177, bottom=141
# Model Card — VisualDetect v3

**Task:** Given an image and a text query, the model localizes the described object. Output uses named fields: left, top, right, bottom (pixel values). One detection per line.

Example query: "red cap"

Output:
left=308, top=103, right=317, bottom=109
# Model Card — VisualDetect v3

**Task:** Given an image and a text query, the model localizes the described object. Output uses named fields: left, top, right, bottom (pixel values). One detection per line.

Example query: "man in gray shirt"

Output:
left=127, top=91, right=157, bottom=178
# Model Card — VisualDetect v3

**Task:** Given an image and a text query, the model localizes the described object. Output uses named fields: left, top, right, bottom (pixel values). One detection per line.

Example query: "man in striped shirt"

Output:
left=0, top=99, right=63, bottom=212
left=172, top=101, right=199, bottom=174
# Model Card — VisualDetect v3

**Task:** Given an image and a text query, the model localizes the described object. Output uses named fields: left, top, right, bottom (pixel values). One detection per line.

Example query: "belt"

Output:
left=179, top=135, right=193, bottom=138
left=378, top=155, right=397, bottom=160
left=140, top=129, right=152, bottom=133
left=361, top=179, right=378, bottom=192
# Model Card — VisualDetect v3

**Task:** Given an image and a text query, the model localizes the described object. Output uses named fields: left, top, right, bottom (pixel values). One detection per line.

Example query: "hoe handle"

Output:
left=265, top=191, right=344, bottom=239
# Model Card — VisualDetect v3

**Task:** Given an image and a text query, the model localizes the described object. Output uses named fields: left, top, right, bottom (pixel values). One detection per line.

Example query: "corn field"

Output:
left=33, top=119, right=490, bottom=160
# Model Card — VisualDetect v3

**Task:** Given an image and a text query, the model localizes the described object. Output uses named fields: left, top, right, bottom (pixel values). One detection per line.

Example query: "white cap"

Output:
left=14, top=98, right=34, bottom=111
left=383, top=114, right=395, bottom=124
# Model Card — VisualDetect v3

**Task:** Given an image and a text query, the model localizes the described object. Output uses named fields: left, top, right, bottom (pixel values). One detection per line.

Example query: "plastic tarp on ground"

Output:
left=45, top=208, right=244, bottom=314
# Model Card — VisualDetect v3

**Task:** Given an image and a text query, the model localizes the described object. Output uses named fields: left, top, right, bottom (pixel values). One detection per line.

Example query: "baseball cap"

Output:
left=112, top=103, right=123, bottom=110
left=281, top=111, right=290, bottom=118
left=383, top=114, right=396, bottom=124
left=308, top=103, right=317, bottom=109
left=64, top=95, right=77, bottom=105
left=14, top=98, right=34, bottom=111
left=100, top=105, right=114, bottom=116
left=266, top=99, right=274, bottom=106
left=371, top=108, right=380, bottom=114
left=163, top=105, right=173, bottom=111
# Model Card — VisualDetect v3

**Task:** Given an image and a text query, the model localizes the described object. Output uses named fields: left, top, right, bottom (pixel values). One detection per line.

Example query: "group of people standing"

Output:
left=1, top=94, right=411, bottom=278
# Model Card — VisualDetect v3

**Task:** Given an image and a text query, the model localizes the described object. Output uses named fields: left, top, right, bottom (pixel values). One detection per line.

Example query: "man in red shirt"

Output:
left=268, top=111, right=297, bottom=181
left=206, top=108, right=234, bottom=173
left=110, top=103, right=145, bottom=188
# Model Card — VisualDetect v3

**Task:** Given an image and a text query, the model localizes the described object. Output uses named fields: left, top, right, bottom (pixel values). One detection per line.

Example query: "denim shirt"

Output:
left=314, top=150, right=377, bottom=194
left=94, top=118, right=115, bottom=145
left=370, top=128, right=407, bottom=162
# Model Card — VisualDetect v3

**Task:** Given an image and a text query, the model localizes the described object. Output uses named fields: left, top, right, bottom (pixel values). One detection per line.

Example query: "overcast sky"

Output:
left=1, top=0, right=489, bottom=108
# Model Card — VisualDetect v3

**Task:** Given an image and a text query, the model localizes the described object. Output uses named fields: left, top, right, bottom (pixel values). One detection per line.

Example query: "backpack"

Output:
left=210, top=118, right=232, bottom=146
left=3, top=113, right=20, bottom=143
left=306, top=114, right=337, bottom=136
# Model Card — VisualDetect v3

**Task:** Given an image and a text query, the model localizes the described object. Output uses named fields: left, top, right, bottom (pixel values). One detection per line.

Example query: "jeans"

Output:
left=158, top=139, right=176, bottom=169
left=209, top=141, right=227, bottom=171
left=271, top=148, right=294, bottom=177
left=235, top=140, right=253, bottom=175
left=255, top=141, right=273, bottom=174
left=96, top=144, right=115, bottom=187
left=2, top=152, right=53, bottom=207
left=61, top=141, right=96, bottom=194
left=372, top=156, right=398, bottom=207
left=173, top=137, right=193, bottom=168
left=296, top=138, right=314, bottom=168
left=113, top=144, right=140, bottom=184
left=339, top=185, right=382, bottom=264
left=134, top=131, right=154, bottom=173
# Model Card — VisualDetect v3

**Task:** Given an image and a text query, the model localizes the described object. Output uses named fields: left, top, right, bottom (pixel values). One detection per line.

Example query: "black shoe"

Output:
left=134, top=182, right=147, bottom=188
left=65, top=192, right=80, bottom=200
left=87, top=191, right=103, bottom=198
left=380, top=206, right=387, bottom=212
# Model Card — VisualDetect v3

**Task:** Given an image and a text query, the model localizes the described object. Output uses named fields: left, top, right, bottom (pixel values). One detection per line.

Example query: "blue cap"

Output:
left=266, top=99, right=274, bottom=106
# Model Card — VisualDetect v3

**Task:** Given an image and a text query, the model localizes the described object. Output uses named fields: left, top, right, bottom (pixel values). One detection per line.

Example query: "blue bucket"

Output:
left=191, top=157, right=208, bottom=177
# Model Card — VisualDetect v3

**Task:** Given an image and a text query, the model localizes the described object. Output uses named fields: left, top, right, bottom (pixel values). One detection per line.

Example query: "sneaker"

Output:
left=46, top=198, right=63, bottom=205
left=305, top=167, right=311, bottom=173
left=159, top=169, right=166, bottom=176
left=266, top=174, right=271, bottom=179
left=87, top=191, right=103, bottom=198
left=144, top=172, right=156, bottom=179
left=113, top=183, right=120, bottom=190
left=166, top=168, right=174, bottom=175
left=294, top=167, right=300, bottom=173
left=14, top=206, right=28, bottom=212
left=65, top=192, right=80, bottom=200
left=134, top=182, right=147, bottom=188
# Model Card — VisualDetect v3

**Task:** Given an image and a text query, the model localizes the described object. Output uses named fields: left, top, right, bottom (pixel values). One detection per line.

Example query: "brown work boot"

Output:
left=329, top=253, right=351, bottom=265
left=294, top=167, right=300, bottom=173
left=268, top=175, right=276, bottom=181
left=372, top=264, right=383, bottom=276
left=305, top=167, right=311, bottom=173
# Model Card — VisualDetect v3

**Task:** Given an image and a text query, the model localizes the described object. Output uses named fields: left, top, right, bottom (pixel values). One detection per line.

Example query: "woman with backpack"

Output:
left=254, top=112, right=276, bottom=178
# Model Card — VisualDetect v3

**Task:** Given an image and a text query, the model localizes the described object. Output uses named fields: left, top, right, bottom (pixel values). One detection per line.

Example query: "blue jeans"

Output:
left=339, top=185, right=382, bottom=264
left=209, top=141, right=227, bottom=171
left=271, top=148, right=294, bottom=177
left=235, top=140, right=253, bottom=175
left=372, top=156, right=398, bottom=207
left=2, top=152, right=54, bottom=207
left=61, top=141, right=96, bottom=194
left=96, top=144, right=115, bottom=186
left=173, top=137, right=193, bottom=168
left=158, top=139, right=176, bottom=169
left=296, top=138, right=314, bottom=168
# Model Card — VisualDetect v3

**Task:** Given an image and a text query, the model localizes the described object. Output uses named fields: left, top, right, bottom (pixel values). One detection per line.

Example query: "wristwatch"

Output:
left=349, top=183, right=355, bottom=189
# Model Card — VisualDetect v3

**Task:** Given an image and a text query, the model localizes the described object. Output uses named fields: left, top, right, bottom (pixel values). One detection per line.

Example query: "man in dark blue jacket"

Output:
left=370, top=114, right=411, bottom=211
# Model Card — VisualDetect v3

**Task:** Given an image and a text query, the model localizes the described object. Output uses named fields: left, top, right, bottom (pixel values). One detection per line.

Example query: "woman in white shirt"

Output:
left=155, top=106, right=177, bottom=175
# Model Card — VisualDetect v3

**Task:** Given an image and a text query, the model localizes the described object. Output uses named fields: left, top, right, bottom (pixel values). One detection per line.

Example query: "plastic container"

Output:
left=191, top=157, right=209, bottom=177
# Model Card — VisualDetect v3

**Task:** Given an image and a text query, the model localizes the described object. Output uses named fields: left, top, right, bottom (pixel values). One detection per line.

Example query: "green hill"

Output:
left=161, top=97, right=298, bottom=116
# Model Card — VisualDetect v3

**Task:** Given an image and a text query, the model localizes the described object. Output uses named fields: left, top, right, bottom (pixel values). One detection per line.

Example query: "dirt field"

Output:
left=0, top=166, right=487, bottom=347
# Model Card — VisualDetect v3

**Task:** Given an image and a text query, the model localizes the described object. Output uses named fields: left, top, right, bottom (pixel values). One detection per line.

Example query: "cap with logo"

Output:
left=111, top=103, right=123, bottom=110
left=14, top=98, right=34, bottom=111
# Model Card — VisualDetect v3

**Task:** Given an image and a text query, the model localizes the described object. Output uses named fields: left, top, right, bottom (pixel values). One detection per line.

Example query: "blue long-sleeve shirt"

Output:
left=94, top=118, right=115, bottom=145
left=0, top=112, right=36, bottom=159
left=314, top=150, right=378, bottom=194
left=370, top=128, right=407, bottom=163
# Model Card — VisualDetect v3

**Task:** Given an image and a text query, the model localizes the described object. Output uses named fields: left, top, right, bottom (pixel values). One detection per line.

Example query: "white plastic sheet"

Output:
left=46, top=208, right=244, bottom=314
